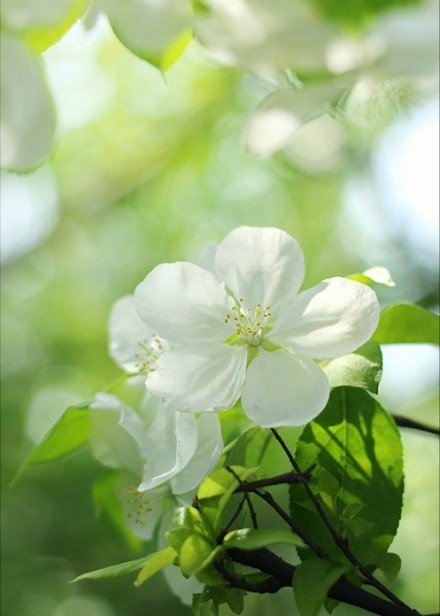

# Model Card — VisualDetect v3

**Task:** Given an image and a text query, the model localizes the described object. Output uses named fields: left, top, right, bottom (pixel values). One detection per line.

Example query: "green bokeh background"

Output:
left=1, top=9, right=438, bottom=616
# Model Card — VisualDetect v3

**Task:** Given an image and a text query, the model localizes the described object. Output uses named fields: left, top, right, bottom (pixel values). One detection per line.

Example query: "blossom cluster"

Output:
left=88, top=226, right=379, bottom=554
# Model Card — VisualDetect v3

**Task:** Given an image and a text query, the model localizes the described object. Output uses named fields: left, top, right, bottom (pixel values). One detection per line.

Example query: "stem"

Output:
left=393, top=415, right=440, bottom=436
left=270, top=428, right=411, bottom=609
left=226, top=548, right=420, bottom=616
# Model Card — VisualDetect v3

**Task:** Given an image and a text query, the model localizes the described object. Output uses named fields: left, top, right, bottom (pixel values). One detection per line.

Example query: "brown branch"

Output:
left=270, top=428, right=411, bottom=609
left=226, top=547, right=421, bottom=616
left=233, top=470, right=313, bottom=493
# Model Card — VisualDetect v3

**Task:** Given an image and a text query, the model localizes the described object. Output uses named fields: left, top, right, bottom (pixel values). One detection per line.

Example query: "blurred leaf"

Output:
left=290, top=387, right=403, bottom=565
left=224, top=587, right=245, bottom=614
left=223, top=527, right=304, bottom=550
left=134, top=546, right=177, bottom=586
left=347, top=266, right=396, bottom=287
left=1, top=0, right=89, bottom=52
left=373, top=303, right=440, bottom=345
left=72, top=556, right=150, bottom=582
left=320, top=340, right=383, bottom=393
left=107, top=0, right=192, bottom=72
left=293, top=559, right=348, bottom=616
left=12, top=403, right=91, bottom=486
left=0, top=32, right=56, bottom=171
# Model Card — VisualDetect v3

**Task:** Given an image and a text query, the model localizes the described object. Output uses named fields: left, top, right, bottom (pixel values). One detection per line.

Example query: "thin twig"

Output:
left=226, top=466, right=259, bottom=530
left=270, top=428, right=411, bottom=609
left=393, top=415, right=440, bottom=436
left=233, top=470, right=312, bottom=493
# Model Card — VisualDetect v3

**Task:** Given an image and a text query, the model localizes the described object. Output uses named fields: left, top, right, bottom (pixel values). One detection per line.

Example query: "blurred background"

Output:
left=1, top=1, right=439, bottom=615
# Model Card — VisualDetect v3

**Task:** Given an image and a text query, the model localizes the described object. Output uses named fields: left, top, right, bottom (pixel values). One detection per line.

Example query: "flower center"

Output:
left=134, top=335, right=164, bottom=374
left=225, top=298, right=272, bottom=347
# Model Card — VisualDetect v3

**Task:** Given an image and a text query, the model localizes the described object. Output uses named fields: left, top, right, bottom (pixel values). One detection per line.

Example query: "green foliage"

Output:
left=311, top=0, right=421, bottom=29
left=290, top=387, right=403, bottom=565
left=321, top=340, right=383, bottom=394
left=12, top=403, right=91, bottom=486
left=293, top=559, right=348, bottom=616
left=373, top=303, right=440, bottom=345
left=223, top=527, right=304, bottom=550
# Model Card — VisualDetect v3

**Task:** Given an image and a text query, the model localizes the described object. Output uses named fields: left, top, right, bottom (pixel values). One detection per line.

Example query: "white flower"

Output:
left=90, top=388, right=223, bottom=540
left=134, top=226, right=380, bottom=428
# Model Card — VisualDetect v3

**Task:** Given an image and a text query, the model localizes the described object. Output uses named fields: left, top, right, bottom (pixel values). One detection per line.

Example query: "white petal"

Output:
left=273, top=277, right=380, bottom=359
left=138, top=405, right=198, bottom=491
left=135, top=262, right=231, bottom=344
left=216, top=226, right=305, bottom=315
left=242, top=350, right=330, bottom=428
left=89, top=393, right=143, bottom=476
left=171, top=413, right=223, bottom=495
left=146, top=343, right=247, bottom=412
left=193, top=241, right=219, bottom=276
left=109, top=295, right=168, bottom=373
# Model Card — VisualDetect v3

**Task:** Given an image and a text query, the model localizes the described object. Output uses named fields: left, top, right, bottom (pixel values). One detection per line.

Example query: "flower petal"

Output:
left=273, top=277, right=380, bottom=359
left=146, top=343, right=247, bottom=412
left=242, top=349, right=330, bottom=427
left=118, top=475, right=171, bottom=541
left=138, top=404, right=198, bottom=492
left=109, top=295, right=168, bottom=373
left=170, top=413, right=223, bottom=495
left=135, top=262, right=231, bottom=344
left=216, top=226, right=305, bottom=314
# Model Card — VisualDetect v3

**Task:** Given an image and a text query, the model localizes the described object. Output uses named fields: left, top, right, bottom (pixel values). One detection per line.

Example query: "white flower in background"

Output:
left=109, top=294, right=169, bottom=374
left=90, top=389, right=223, bottom=540
left=95, top=295, right=223, bottom=538
left=135, top=226, right=380, bottom=428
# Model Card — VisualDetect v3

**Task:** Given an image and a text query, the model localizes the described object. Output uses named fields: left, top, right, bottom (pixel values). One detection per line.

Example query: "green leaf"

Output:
left=11, top=403, right=91, bottom=486
left=225, top=426, right=272, bottom=467
left=290, top=387, right=403, bottom=565
left=311, top=0, right=421, bottom=29
left=135, top=546, right=177, bottom=586
left=223, top=528, right=304, bottom=551
left=179, top=534, right=218, bottom=576
left=224, top=587, right=244, bottom=614
left=370, top=552, right=402, bottom=581
left=72, top=556, right=150, bottom=583
left=373, top=303, right=440, bottom=345
left=320, top=340, right=382, bottom=393
left=294, top=559, right=348, bottom=616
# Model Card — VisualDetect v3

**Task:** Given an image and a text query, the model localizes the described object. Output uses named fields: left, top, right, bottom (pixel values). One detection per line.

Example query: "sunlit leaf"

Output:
left=72, top=556, right=150, bottom=582
left=179, top=533, right=217, bottom=576
left=106, top=0, right=192, bottom=72
left=1, top=0, right=90, bottom=53
left=320, top=340, right=383, bottom=393
left=11, top=403, right=91, bottom=486
left=293, top=559, right=348, bottom=616
left=134, top=546, right=177, bottom=586
left=290, top=387, right=403, bottom=565
left=373, top=303, right=440, bottom=345
left=311, top=0, right=421, bottom=29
